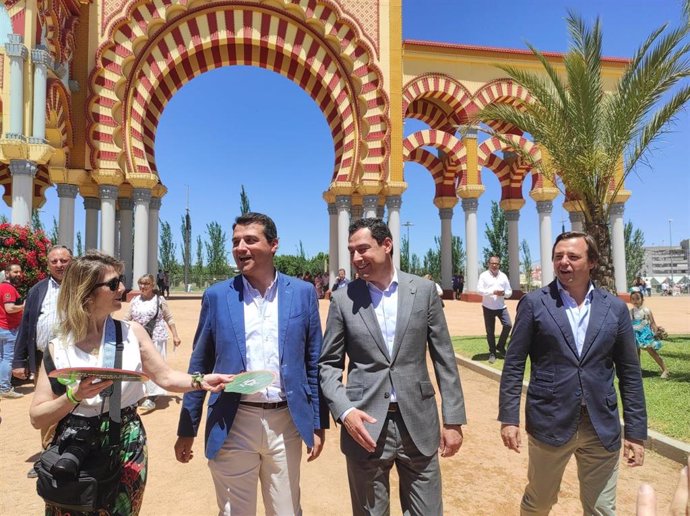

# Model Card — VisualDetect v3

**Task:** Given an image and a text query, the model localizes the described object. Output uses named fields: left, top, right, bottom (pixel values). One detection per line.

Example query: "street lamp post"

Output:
left=669, top=219, right=674, bottom=286
left=402, top=221, right=413, bottom=270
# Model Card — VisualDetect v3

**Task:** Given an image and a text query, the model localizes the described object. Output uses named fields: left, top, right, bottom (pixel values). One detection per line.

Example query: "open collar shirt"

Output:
left=367, top=269, right=399, bottom=401
left=557, top=279, right=595, bottom=357
left=242, top=272, right=282, bottom=403
left=36, top=276, right=61, bottom=352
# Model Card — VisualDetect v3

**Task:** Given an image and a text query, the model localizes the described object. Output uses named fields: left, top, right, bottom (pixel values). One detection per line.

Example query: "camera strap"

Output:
left=106, top=320, right=124, bottom=445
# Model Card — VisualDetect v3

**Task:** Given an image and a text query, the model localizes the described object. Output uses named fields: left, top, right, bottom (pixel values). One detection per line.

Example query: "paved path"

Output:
left=1, top=295, right=686, bottom=514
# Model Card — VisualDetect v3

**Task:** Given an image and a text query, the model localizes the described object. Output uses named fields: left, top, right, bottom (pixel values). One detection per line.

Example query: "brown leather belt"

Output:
left=387, top=402, right=399, bottom=413
left=240, top=401, right=288, bottom=410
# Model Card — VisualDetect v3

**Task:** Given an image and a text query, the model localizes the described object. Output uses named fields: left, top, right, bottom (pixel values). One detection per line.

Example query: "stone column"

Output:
left=376, top=202, right=385, bottom=219
left=56, top=183, right=78, bottom=248
left=610, top=203, right=627, bottom=293
left=132, top=188, right=151, bottom=282
left=335, top=196, right=351, bottom=278
left=328, top=203, right=338, bottom=287
left=537, top=200, right=554, bottom=285
left=9, top=160, right=36, bottom=226
left=462, top=198, right=479, bottom=292
left=362, top=195, right=378, bottom=219
left=5, top=34, right=27, bottom=138
left=31, top=46, right=52, bottom=142
left=569, top=210, right=584, bottom=232
left=351, top=203, right=363, bottom=221
left=439, top=207, right=453, bottom=290
left=118, top=198, right=134, bottom=288
left=99, top=185, right=118, bottom=255
left=505, top=210, right=521, bottom=292
left=148, top=197, right=161, bottom=277
left=386, top=195, right=402, bottom=270
left=83, top=197, right=100, bottom=252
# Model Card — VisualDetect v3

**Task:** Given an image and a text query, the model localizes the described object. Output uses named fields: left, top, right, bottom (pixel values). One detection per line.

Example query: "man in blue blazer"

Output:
left=499, top=232, right=647, bottom=515
left=175, top=212, right=328, bottom=515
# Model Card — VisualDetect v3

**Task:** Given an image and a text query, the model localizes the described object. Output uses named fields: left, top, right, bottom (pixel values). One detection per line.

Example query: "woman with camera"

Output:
left=29, top=252, right=232, bottom=515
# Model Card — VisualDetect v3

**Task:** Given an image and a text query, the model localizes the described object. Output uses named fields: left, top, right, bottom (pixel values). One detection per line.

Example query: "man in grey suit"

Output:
left=499, top=232, right=647, bottom=515
left=320, top=218, right=466, bottom=516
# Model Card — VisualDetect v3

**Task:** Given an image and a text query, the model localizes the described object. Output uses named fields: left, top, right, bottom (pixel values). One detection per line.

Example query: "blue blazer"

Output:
left=177, top=273, right=328, bottom=460
left=499, top=281, right=647, bottom=452
left=14, top=277, right=50, bottom=374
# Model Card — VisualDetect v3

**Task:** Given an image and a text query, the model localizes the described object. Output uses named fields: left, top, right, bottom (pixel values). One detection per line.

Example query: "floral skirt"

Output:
left=634, top=323, right=662, bottom=351
left=46, top=406, right=148, bottom=516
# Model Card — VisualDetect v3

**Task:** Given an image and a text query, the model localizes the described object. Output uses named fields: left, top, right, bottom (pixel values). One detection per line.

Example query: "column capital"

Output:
left=31, top=47, right=53, bottom=68
left=385, top=195, right=402, bottom=210
left=83, top=196, right=100, bottom=210
left=149, top=197, right=162, bottom=210
left=439, top=207, right=454, bottom=220
left=56, top=183, right=78, bottom=199
left=132, top=188, right=152, bottom=205
left=351, top=205, right=363, bottom=220
left=362, top=195, right=379, bottom=211
left=5, top=34, right=28, bottom=60
left=118, top=198, right=133, bottom=211
left=335, top=195, right=351, bottom=210
left=609, top=203, right=625, bottom=216
left=536, top=200, right=553, bottom=214
left=99, top=184, right=119, bottom=200
left=9, top=159, right=38, bottom=177
left=569, top=211, right=585, bottom=223
left=461, top=197, right=479, bottom=213
left=327, top=203, right=337, bottom=216
left=504, top=209, right=520, bottom=222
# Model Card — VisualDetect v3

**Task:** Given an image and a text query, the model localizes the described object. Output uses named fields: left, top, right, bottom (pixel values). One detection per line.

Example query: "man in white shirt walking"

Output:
left=477, top=256, right=512, bottom=364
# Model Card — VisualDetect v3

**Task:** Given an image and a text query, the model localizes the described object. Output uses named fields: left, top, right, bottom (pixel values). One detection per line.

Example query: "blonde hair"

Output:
left=57, top=251, right=124, bottom=342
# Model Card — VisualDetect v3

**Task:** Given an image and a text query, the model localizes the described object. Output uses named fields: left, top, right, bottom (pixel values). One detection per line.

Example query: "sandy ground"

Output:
left=1, top=295, right=687, bottom=515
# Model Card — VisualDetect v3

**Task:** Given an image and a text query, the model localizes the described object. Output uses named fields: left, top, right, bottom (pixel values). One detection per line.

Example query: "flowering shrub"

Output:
left=0, top=223, right=51, bottom=296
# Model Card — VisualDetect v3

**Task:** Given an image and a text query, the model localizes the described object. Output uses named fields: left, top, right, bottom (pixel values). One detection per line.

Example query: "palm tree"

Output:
left=473, top=10, right=690, bottom=291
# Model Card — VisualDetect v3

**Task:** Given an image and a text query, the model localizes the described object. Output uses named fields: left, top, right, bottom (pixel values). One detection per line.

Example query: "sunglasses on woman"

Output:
left=93, top=275, right=126, bottom=291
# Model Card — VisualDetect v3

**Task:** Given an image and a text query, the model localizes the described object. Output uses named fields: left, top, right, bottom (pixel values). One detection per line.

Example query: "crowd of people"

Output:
left=0, top=215, right=686, bottom=515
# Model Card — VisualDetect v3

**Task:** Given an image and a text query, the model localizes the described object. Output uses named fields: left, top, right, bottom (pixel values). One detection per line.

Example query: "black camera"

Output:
left=51, top=420, right=99, bottom=480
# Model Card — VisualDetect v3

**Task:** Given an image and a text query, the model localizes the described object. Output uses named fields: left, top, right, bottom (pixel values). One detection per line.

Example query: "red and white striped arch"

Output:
left=474, top=78, right=533, bottom=135
left=478, top=136, right=541, bottom=200
left=86, top=0, right=388, bottom=184
left=402, top=74, right=474, bottom=128
left=402, top=129, right=465, bottom=197
left=46, top=79, right=73, bottom=159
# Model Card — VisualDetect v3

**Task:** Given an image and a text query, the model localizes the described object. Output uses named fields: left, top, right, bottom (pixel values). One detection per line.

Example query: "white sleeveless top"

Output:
left=51, top=318, right=146, bottom=417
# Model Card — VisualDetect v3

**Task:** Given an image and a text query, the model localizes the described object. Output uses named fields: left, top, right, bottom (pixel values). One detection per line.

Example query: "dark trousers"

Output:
left=483, top=306, right=512, bottom=354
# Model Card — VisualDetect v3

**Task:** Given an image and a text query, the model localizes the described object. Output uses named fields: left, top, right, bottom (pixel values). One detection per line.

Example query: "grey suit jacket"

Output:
left=319, top=271, right=466, bottom=459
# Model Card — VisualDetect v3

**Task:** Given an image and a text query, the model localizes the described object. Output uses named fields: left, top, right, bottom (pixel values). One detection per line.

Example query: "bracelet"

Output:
left=191, top=372, right=204, bottom=390
left=66, top=385, right=81, bottom=404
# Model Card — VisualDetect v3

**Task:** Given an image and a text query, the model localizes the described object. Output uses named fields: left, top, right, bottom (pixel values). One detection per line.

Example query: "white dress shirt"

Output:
left=367, top=269, right=399, bottom=401
left=36, top=277, right=61, bottom=352
left=477, top=270, right=512, bottom=310
left=557, top=280, right=595, bottom=357
left=242, top=273, right=283, bottom=403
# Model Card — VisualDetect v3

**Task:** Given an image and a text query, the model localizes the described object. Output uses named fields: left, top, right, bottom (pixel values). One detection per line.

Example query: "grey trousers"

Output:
left=345, top=410, right=443, bottom=516
left=482, top=306, right=512, bottom=354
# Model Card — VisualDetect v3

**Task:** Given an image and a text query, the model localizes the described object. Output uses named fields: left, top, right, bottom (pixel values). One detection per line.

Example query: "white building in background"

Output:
left=642, top=240, right=689, bottom=286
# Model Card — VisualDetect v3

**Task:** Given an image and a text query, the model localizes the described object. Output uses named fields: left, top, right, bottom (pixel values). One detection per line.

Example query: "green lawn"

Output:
left=452, top=335, right=690, bottom=443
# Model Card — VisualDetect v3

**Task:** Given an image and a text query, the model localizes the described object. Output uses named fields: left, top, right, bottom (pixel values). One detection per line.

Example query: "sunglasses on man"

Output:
left=93, top=275, right=126, bottom=291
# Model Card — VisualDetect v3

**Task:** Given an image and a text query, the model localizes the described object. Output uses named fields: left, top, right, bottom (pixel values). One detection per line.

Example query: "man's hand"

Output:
left=12, top=367, right=28, bottom=380
left=174, top=436, right=195, bottom=463
left=439, top=424, right=463, bottom=457
left=501, top=423, right=521, bottom=453
left=624, top=438, right=645, bottom=467
left=307, top=429, right=325, bottom=462
left=343, top=409, right=377, bottom=453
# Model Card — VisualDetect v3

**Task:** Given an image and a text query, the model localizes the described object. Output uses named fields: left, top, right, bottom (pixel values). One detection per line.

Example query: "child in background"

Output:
left=629, top=288, right=669, bottom=379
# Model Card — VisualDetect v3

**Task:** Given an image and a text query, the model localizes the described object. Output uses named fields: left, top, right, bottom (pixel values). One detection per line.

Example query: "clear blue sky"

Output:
left=5, top=0, right=688, bottom=267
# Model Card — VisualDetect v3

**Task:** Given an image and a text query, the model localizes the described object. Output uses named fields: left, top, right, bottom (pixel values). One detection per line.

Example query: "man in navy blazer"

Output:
left=175, top=212, right=328, bottom=515
left=499, top=232, right=646, bottom=515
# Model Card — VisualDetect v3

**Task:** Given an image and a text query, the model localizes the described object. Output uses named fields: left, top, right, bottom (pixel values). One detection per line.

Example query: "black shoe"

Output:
left=497, top=347, right=506, bottom=357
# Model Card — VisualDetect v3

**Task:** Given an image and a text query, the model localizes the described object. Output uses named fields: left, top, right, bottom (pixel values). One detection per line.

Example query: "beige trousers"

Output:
left=521, top=409, right=620, bottom=516
left=208, top=404, right=303, bottom=516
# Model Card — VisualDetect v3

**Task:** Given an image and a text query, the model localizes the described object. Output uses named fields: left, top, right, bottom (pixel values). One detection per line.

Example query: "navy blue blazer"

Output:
left=177, top=273, right=328, bottom=460
left=13, top=277, right=50, bottom=374
left=499, top=281, right=647, bottom=451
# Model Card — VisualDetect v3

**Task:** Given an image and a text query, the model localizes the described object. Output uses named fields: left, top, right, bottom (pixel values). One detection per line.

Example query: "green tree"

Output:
left=400, top=234, right=410, bottom=272
left=180, top=212, right=192, bottom=286
left=521, top=239, right=533, bottom=291
left=482, top=201, right=508, bottom=267
left=422, top=247, right=440, bottom=279
left=240, top=185, right=251, bottom=215
left=409, top=253, right=422, bottom=276
left=75, top=231, right=83, bottom=256
left=624, top=221, right=646, bottom=287
left=194, top=235, right=205, bottom=287
left=49, top=217, right=59, bottom=245
left=159, top=220, right=177, bottom=273
left=475, top=11, right=690, bottom=291
left=451, top=235, right=466, bottom=277
left=31, top=210, right=44, bottom=232
left=205, top=221, right=229, bottom=277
